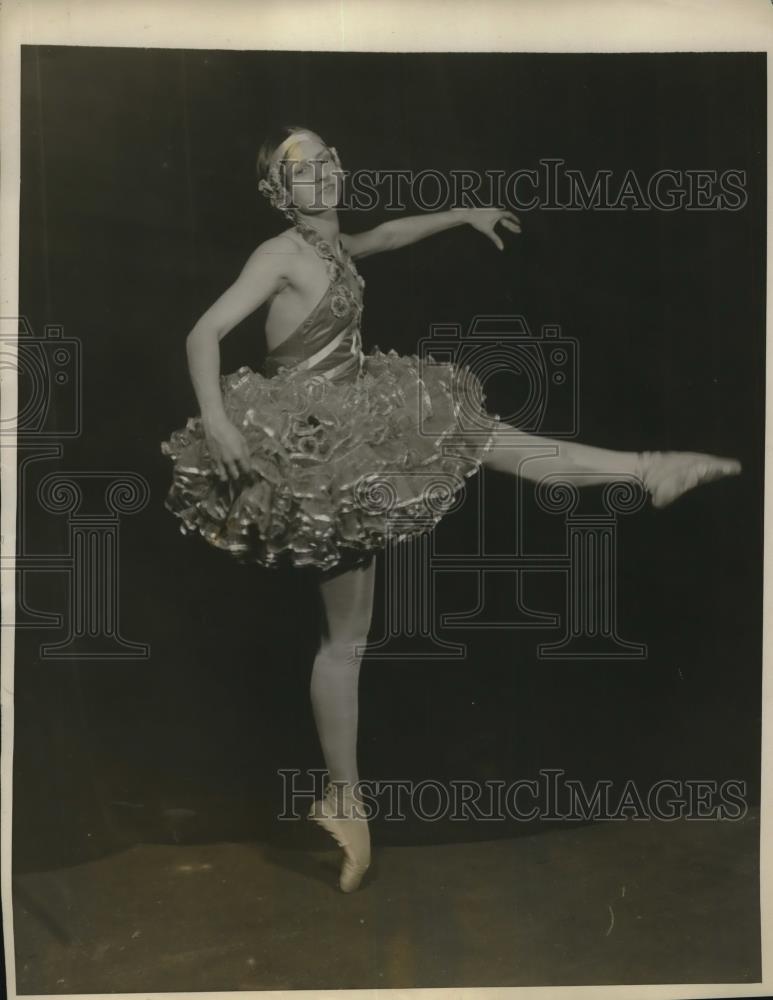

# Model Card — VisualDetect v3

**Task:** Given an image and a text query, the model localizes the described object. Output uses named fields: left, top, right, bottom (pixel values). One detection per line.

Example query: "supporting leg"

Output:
left=308, top=558, right=376, bottom=892
left=310, top=558, right=376, bottom=787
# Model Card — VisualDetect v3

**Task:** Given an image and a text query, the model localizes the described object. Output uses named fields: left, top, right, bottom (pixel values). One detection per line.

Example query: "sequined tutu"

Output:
left=160, top=347, right=501, bottom=572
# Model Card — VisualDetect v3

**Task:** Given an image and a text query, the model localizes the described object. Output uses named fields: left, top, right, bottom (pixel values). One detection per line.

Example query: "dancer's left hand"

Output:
left=467, top=208, right=521, bottom=250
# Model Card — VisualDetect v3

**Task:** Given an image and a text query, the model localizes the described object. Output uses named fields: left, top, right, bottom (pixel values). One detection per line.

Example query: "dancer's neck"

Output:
left=292, top=209, right=340, bottom=244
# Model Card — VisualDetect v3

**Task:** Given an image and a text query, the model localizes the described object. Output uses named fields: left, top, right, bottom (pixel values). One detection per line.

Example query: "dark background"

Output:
left=13, top=47, right=765, bottom=871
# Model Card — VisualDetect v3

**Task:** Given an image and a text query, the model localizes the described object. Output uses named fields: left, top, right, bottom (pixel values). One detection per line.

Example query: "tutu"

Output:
left=160, top=220, right=503, bottom=573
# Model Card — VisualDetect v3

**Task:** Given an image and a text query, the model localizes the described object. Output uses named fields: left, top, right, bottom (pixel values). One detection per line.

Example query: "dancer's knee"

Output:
left=315, top=633, right=368, bottom=667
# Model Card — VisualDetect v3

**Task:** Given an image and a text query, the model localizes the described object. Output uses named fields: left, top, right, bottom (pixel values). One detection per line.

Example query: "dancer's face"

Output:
left=276, top=134, right=343, bottom=213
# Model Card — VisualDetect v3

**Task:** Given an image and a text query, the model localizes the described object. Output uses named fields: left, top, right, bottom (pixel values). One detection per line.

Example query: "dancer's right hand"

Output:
left=202, top=413, right=252, bottom=481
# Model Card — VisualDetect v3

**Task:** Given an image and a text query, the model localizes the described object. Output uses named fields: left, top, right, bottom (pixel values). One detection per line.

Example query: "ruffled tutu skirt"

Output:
left=160, top=347, right=502, bottom=572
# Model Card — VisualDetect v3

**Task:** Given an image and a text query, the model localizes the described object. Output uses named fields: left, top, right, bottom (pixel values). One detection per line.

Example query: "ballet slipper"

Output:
left=635, top=450, right=742, bottom=509
left=309, top=780, right=371, bottom=893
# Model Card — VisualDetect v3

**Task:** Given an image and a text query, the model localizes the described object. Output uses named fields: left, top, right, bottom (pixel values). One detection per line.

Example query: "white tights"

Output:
left=310, top=558, right=377, bottom=787
left=307, top=432, right=638, bottom=788
left=481, top=425, right=641, bottom=483
left=307, top=428, right=732, bottom=789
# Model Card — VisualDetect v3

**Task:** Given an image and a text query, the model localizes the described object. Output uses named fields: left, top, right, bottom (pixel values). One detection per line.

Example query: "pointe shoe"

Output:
left=636, top=450, right=742, bottom=509
left=308, top=781, right=371, bottom=893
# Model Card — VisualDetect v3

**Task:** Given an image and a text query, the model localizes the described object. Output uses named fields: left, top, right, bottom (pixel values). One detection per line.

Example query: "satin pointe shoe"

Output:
left=308, top=780, right=371, bottom=893
left=635, top=450, right=742, bottom=509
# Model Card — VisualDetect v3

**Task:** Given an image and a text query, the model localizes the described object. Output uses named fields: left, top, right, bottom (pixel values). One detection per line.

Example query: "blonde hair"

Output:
left=255, top=124, right=322, bottom=186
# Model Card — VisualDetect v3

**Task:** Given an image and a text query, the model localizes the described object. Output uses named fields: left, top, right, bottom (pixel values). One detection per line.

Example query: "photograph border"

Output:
left=1, top=2, right=770, bottom=999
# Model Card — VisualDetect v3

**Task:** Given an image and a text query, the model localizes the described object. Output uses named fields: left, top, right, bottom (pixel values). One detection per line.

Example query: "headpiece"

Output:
left=258, top=130, right=342, bottom=221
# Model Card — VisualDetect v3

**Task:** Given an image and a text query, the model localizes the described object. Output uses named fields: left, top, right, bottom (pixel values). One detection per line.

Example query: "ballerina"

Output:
left=161, top=125, right=741, bottom=893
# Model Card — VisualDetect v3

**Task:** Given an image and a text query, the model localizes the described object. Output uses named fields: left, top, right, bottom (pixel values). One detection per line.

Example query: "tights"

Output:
left=307, top=429, right=641, bottom=788
left=481, top=425, right=641, bottom=483
left=310, top=557, right=377, bottom=787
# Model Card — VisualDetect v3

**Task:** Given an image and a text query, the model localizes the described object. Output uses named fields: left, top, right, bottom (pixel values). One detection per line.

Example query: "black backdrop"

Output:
left=13, top=47, right=765, bottom=871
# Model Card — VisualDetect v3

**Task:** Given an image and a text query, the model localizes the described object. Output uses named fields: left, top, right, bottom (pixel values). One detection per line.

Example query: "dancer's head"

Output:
left=256, top=125, right=343, bottom=222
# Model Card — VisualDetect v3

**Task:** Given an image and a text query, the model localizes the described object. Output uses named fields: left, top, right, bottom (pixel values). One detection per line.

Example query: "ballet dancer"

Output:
left=161, top=125, right=741, bottom=892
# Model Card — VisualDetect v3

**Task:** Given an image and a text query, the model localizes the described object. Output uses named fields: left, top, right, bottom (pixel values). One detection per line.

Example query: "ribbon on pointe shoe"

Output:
left=635, top=450, right=742, bottom=509
left=308, top=780, right=371, bottom=892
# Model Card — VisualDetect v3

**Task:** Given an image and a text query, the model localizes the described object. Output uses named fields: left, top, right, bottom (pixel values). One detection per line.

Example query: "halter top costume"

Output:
left=160, top=220, right=502, bottom=572
left=263, top=225, right=366, bottom=387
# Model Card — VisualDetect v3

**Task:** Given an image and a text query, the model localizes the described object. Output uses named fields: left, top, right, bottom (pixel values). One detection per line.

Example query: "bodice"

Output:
left=263, top=220, right=365, bottom=386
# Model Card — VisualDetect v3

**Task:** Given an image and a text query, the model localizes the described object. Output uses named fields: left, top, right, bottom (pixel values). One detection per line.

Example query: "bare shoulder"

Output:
left=255, top=229, right=302, bottom=254
left=241, top=231, right=303, bottom=280
left=252, top=231, right=303, bottom=260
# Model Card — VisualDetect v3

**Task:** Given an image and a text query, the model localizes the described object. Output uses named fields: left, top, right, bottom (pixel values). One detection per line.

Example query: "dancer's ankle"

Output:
left=325, top=777, right=366, bottom=809
left=634, top=451, right=652, bottom=483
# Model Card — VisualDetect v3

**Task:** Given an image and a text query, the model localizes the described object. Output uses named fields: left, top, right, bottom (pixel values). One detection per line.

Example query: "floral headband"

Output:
left=258, top=131, right=342, bottom=220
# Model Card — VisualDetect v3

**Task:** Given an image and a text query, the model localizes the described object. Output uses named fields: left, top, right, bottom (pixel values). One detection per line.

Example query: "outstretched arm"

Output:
left=341, top=207, right=521, bottom=259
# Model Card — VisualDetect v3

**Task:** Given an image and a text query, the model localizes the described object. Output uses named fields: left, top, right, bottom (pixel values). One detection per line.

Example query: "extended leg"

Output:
left=481, top=424, right=741, bottom=507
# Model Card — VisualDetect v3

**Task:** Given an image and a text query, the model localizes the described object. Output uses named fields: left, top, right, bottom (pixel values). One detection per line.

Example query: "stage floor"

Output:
left=12, top=807, right=761, bottom=993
